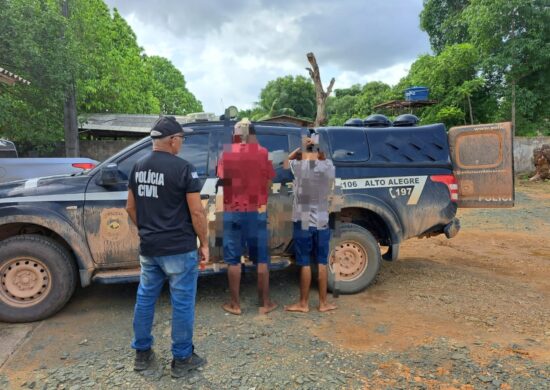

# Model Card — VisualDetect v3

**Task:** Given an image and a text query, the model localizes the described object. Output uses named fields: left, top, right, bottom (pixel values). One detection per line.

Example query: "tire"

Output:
left=327, top=223, right=381, bottom=294
left=0, top=235, right=77, bottom=323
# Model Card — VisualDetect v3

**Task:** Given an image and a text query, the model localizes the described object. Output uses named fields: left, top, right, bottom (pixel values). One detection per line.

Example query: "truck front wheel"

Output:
left=328, top=223, right=381, bottom=294
left=0, top=235, right=77, bottom=323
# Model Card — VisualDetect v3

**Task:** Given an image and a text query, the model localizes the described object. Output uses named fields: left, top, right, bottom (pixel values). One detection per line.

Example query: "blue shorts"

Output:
left=223, top=212, right=269, bottom=265
left=293, top=222, right=331, bottom=266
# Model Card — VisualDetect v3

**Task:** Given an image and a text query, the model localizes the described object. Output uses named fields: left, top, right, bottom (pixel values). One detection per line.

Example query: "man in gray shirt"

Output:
left=284, top=134, right=337, bottom=313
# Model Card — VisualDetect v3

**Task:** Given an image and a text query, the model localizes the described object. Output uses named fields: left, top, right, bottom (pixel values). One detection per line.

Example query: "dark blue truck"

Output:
left=0, top=119, right=514, bottom=322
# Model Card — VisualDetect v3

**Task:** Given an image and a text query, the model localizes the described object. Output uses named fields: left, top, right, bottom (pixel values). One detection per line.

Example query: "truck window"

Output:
left=329, top=129, right=370, bottom=162
left=117, top=144, right=151, bottom=180
left=177, top=133, right=209, bottom=176
left=256, top=134, right=291, bottom=183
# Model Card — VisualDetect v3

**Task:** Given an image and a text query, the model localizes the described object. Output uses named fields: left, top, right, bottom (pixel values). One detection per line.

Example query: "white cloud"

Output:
left=105, top=0, right=430, bottom=114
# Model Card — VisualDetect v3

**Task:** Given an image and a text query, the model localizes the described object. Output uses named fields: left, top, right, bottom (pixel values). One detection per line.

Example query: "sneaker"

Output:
left=171, top=353, right=207, bottom=378
left=134, top=349, right=155, bottom=371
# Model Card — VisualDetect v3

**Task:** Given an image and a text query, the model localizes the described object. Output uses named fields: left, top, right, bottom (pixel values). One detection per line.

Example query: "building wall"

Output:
left=79, top=140, right=137, bottom=162
left=513, top=137, right=550, bottom=174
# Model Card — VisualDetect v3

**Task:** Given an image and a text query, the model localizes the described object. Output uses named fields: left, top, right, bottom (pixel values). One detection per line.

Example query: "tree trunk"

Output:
left=529, top=144, right=550, bottom=181
left=61, top=0, right=79, bottom=157
left=511, top=78, right=516, bottom=136
left=467, top=95, right=474, bottom=124
left=306, top=52, right=335, bottom=127
left=64, top=83, right=79, bottom=157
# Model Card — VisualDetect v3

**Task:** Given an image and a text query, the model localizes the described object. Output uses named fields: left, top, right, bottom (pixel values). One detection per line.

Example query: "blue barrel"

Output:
left=404, top=86, right=429, bottom=101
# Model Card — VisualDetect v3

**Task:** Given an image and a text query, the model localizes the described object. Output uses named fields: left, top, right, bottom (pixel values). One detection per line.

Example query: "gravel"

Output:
left=2, top=182, right=549, bottom=389
left=2, top=272, right=548, bottom=390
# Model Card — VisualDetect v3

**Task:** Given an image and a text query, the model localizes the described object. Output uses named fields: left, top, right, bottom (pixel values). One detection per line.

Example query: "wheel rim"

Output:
left=330, top=241, right=368, bottom=282
left=0, top=257, right=52, bottom=307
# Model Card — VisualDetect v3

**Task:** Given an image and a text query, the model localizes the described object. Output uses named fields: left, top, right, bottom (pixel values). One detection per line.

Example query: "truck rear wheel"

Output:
left=328, top=223, right=381, bottom=294
left=0, top=235, right=77, bottom=323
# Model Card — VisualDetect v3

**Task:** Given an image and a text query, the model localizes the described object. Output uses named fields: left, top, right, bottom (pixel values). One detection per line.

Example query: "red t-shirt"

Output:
left=217, top=143, right=275, bottom=212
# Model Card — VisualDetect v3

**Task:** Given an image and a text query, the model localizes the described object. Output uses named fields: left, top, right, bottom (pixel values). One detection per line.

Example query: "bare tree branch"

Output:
left=306, top=52, right=334, bottom=127
left=326, top=78, right=335, bottom=97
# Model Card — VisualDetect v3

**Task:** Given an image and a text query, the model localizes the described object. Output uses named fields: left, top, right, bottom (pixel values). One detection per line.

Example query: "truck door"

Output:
left=84, top=133, right=212, bottom=267
left=255, top=131, right=294, bottom=254
left=448, top=122, right=514, bottom=208
left=84, top=142, right=151, bottom=268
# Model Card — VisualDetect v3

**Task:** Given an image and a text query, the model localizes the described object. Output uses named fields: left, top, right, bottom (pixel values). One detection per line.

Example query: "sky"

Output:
left=104, top=0, right=431, bottom=115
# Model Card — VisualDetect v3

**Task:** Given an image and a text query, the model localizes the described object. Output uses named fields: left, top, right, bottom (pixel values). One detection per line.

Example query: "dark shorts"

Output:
left=223, top=212, right=269, bottom=265
left=293, top=222, right=331, bottom=266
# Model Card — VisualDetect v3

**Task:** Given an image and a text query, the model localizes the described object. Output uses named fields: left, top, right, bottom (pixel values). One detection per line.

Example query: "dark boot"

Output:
left=134, top=349, right=155, bottom=371
left=171, top=353, right=207, bottom=378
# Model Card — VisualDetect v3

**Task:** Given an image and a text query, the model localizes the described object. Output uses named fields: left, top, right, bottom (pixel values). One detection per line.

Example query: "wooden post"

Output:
left=306, top=52, right=335, bottom=127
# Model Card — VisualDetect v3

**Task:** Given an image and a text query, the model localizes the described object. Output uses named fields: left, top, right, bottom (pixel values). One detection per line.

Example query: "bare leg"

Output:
left=284, top=266, right=311, bottom=313
left=257, top=263, right=278, bottom=314
left=318, top=264, right=336, bottom=312
left=222, top=264, right=242, bottom=315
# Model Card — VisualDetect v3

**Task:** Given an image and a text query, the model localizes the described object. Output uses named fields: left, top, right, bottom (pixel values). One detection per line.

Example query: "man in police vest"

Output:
left=126, top=116, right=208, bottom=378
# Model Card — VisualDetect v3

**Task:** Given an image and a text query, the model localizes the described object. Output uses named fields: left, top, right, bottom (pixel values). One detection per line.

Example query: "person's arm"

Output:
left=187, top=192, right=209, bottom=263
left=126, top=189, right=137, bottom=226
left=288, top=137, right=313, bottom=160
left=288, top=147, right=301, bottom=160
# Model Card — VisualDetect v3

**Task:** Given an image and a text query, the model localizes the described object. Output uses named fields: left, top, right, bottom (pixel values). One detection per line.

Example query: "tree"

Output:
left=70, top=4, right=160, bottom=114
left=0, top=0, right=203, bottom=154
left=0, top=0, right=71, bottom=153
left=334, top=84, right=362, bottom=98
left=457, top=78, right=484, bottom=124
left=463, top=0, right=550, bottom=134
left=326, top=81, right=392, bottom=126
left=435, top=106, right=465, bottom=127
left=393, top=43, right=482, bottom=127
left=420, top=0, right=470, bottom=54
left=258, top=75, right=316, bottom=120
left=237, top=107, right=267, bottom=121
left=61, top=0, right=79, bottom=157
left=145, top=56, right=203, bottom=115
left=354, top=82, right=392, bottom=116
left=306, top=52, right=335, bottom=127
left=326, top=94, right=359, bottom=125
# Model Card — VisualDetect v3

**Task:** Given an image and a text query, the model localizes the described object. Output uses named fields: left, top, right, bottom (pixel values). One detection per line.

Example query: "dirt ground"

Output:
left=0, top=179, right=549, bottom=389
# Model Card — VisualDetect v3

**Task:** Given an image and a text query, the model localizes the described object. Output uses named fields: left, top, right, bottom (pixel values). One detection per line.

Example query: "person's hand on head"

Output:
left=302, top=137, right=314, bottom=149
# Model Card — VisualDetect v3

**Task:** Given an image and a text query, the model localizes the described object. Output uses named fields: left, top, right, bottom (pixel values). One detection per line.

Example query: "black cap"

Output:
left=150, top=116, right=189, bottom=138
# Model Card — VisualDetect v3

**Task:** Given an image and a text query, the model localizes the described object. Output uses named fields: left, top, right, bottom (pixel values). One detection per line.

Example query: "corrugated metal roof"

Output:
left=0, top=67, right=30, bottom=85
left=261, top=115, right=314, bottom=127
left=78, top=113, right=219, bottom=137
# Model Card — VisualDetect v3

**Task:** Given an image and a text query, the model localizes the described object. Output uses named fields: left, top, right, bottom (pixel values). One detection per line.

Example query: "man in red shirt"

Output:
left=217, top=119, right=277, bottom=315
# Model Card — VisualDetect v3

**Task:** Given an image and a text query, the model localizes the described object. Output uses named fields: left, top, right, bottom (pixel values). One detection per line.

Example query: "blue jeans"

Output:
left=131, top=250, right=198, bottom=359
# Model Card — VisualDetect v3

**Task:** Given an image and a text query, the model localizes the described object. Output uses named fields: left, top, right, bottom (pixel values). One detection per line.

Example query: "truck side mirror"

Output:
left=97, top=163, right=124, bottom=186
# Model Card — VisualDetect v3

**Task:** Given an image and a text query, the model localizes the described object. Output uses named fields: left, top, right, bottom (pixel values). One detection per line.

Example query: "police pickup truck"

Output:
left=0, top=117, right=514, bottom=322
